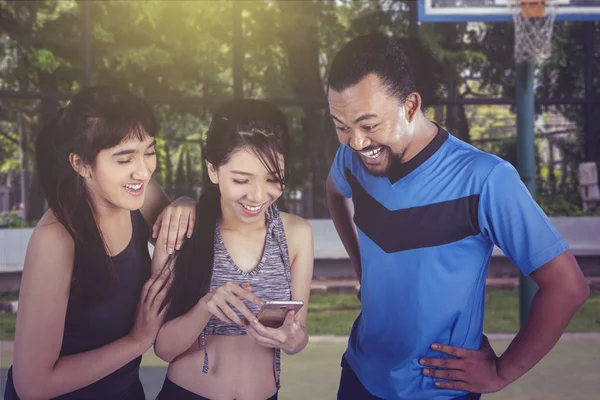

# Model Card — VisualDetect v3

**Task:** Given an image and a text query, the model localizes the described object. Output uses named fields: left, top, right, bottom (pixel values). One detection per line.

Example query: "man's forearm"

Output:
left=496, top=285, right=588, bottom=385
left=327, top=192, right=361, bottom=280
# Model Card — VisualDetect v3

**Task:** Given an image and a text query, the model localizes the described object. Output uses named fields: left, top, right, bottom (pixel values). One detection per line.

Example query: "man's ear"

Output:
left=403, top=92, right=422, bottom=123
left=206, top=160, right=219, bottom=184
left=69, top=153, right=91, bottom=178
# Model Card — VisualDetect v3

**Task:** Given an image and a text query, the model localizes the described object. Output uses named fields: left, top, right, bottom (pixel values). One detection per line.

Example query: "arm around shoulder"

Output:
left=139, top=178, right=171, bottom=229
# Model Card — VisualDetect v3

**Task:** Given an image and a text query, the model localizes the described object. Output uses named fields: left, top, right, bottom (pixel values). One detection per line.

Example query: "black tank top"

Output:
left=4, top=210, right=151, bottom=399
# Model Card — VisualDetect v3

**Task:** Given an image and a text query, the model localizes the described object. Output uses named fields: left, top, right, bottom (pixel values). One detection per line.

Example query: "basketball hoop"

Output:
left=508, top=0, right=558, bottom=63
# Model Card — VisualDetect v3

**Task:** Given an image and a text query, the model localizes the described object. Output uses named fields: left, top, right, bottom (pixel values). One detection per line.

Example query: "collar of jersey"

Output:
left=387, top=123, right=449, bottom=184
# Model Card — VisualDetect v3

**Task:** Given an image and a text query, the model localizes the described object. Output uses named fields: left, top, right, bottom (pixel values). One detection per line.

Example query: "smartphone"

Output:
left=255, top=300, right=304, bottom=328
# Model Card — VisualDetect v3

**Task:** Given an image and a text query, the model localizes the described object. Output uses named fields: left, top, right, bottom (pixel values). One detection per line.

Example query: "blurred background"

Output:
left=0, top=0, right=598, bottom=222
left=0, top=1, right=599, bottom=399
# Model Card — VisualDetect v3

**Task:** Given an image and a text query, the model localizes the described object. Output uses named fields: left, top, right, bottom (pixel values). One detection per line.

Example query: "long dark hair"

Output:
left=35, top=86, right=157, bottom=303
left=166, top=99, right=290, bottom=321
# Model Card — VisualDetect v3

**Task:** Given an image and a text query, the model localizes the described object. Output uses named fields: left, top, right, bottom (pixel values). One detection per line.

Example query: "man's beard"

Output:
left=357, top=146, right=405, bottom=177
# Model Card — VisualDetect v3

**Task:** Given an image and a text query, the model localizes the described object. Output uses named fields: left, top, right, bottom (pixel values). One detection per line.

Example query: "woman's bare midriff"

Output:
left=167, top=335, right=277, bottom=400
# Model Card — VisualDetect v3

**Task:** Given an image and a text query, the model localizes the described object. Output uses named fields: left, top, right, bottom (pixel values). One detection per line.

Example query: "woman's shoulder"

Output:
left=30, top=209, right=75, bottom=254
left=279, top=211, right=310, bottom=230
left=18, top=209, right=76, bottom=280
left=278, top=212, right=313, bottom=248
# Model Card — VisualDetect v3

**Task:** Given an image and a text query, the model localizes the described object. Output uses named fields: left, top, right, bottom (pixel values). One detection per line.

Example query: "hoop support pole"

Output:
left=516, top=59, right=538, bottom=325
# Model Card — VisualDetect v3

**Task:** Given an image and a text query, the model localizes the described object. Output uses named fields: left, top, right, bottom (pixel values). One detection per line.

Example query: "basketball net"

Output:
left=508, top=0, right=558, bottom=63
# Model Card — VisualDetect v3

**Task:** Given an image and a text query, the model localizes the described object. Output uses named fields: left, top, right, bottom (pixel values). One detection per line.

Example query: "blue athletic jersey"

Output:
left=330, top=127, right=569, bottom=400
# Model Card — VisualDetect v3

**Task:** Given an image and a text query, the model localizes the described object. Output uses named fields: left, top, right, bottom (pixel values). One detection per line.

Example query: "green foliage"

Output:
left=467, top=104, right=518, bottom=166
left=0, top=121, right=20, bottom=181
left=0, top=211, right=36, bottom=228
left=539, top=194, right=600, bottom=216
left=482, top=21, right=600, bottom=170
left=174, top=150, right=186, bottom=199
left=31, top=48, right=60, bottom=73
left=0, top=1, right=595, bottom=217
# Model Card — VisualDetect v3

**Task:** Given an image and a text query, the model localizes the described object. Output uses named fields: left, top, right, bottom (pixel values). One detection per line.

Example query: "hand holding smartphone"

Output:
left=255, top=300, right=304, bottom=328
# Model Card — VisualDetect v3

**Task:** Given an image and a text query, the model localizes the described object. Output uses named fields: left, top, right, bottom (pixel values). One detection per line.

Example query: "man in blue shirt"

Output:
left=326, top=34, right=590, bottom=400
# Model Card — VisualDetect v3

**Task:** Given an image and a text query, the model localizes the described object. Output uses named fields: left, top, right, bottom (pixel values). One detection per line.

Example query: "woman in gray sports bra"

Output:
left=153, top=99, right=314, bottom=400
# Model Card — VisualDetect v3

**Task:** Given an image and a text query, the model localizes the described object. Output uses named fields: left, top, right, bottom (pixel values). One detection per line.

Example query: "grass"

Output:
left=3, top=341, right=599, bottom=399
left=564, top=292, right=600, bottom=332
left=308, top=292, right=360, bottom=310
left=0, top=292, right=19, bottom=302
left=485, top=288, right=521, bottom=332
left=306, top=290, right=600, bottom=336
left=1, top=290, right=599, bottom=341
left=484, top=289, right=600, bottom=332
left=307, top=293, right=361, bottom=335
left=279, top=341, right=600, bottom=400
left=0, top=313, right=16, bottom=341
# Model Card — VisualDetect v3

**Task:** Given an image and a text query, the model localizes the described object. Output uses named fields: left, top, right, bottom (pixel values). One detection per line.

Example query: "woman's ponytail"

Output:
left=166, top=184, right=221, bottom=321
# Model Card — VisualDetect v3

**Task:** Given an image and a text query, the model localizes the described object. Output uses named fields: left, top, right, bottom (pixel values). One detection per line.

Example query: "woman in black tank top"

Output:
left=4, top=86, right=195, bottom=400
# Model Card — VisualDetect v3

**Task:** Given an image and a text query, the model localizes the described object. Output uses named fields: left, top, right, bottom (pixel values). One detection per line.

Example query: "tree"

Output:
left=277, top=0, right=339, bottom=217
left=0, top=0, right=79, bottom=219
left=1, top=0, right=227, bottom=217
left=5, top=1, right=591, bottom=219
left=481, top=20, right=600, bottom=199
left=174, top=150, right=185, bottom=199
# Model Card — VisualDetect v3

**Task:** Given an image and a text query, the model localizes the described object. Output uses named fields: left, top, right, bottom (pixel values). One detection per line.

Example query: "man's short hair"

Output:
left=328, top=34, right=443, bottom=111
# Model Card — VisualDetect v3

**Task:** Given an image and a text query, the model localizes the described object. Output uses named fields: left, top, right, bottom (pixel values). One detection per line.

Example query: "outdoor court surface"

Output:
left=2, top=336, right=599, bottom=399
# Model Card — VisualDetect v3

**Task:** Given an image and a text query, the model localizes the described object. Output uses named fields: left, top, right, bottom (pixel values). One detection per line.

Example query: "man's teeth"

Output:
left=361, top=147, right=383, bottom=159
left=242, top=203, right=263, bottom=212
left=125, top=183, right=142, bottom=191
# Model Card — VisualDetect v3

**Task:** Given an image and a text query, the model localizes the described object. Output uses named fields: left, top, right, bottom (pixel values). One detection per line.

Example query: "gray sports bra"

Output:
left=200, top=205, right=292, bottom=388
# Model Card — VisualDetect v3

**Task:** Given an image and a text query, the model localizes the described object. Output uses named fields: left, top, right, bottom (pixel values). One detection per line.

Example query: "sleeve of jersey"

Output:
left=329, top=145, right=353, bottom=198
left=478, top=162, right=570, bottom=276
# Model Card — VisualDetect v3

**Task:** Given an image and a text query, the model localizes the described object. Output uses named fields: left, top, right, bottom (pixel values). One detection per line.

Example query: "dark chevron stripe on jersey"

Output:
left=346, top=170, right=480, bottom=253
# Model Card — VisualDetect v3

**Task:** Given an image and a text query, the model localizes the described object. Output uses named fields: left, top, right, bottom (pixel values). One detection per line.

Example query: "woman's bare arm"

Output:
left=13, top=213, right=153, bottom=400
left=278, top=213, right=314, bottom=354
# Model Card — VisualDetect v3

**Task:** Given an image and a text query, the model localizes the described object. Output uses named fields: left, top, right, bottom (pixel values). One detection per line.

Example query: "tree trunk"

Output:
left=407, top=0, right=419, bottom=38
left=445, top=63, right=471, bottom=144
left=164, top=144, right=174, bottom=198
left=174, top=152, right=185, bottom=199
left=17, top=106, right=29, bottom=218
left=27, top=70, right=60, bottom=221
left=456, top=103, right=471, bottom=145
left=185, top=149, right=195, bottom=197
left=435, top=22, right=471, bottom=145
left=278, top=0, right=337, bottom=218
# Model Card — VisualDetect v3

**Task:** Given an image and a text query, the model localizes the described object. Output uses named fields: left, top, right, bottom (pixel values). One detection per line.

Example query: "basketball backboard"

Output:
left=418, top=0, right=600, bottom=22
